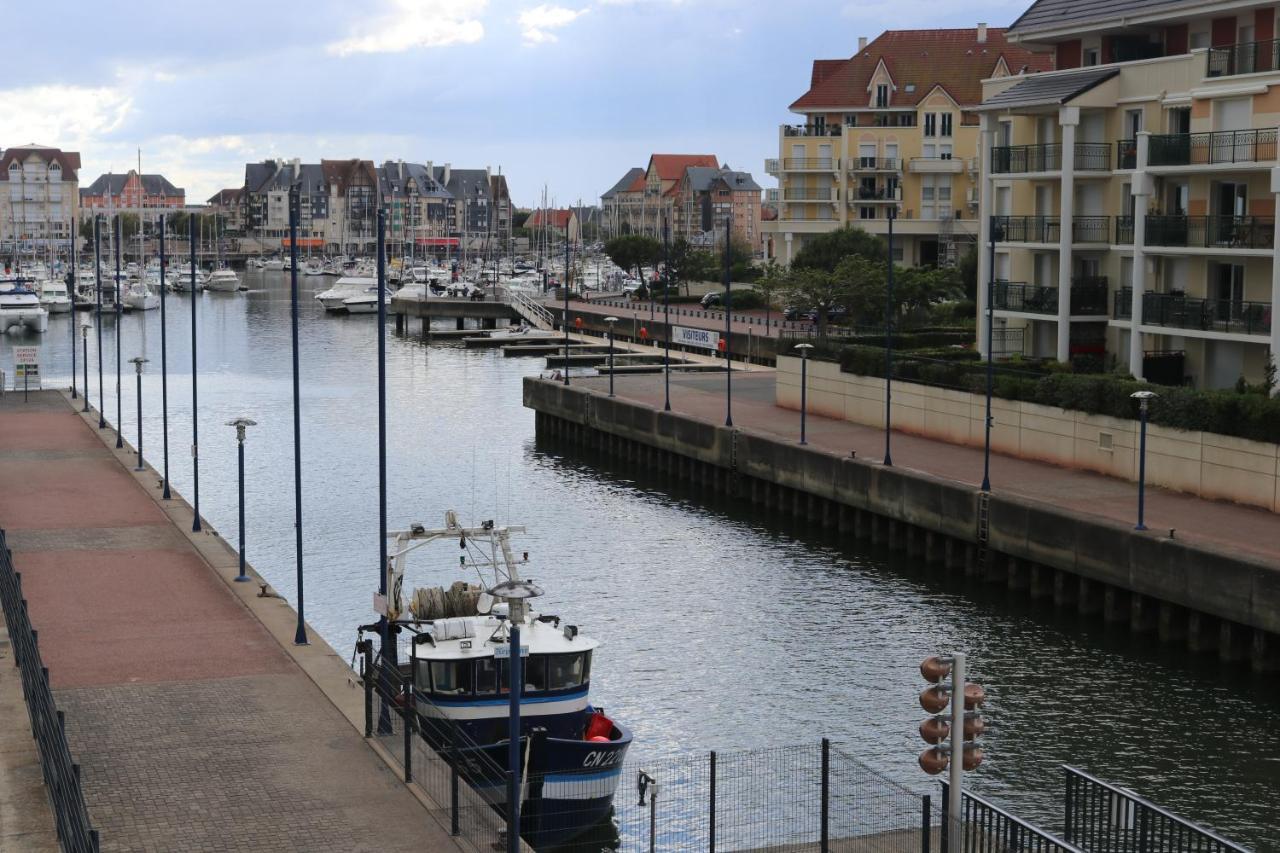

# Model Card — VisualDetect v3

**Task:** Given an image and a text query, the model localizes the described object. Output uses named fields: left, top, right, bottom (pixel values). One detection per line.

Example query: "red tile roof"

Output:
left=790, top=28, right=1053, bottom=111
left=0, top=145, right=82, bottom=180
left=528, top=208, right=573, bottom=229
left=647, top=154, right=718, bottom=182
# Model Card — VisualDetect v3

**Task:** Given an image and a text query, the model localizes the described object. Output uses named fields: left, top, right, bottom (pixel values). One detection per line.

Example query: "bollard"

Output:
left=821, top=738, right=831, bottom=852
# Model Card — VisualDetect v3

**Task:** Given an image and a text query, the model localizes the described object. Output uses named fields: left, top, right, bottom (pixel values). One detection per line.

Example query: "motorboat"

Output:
left=341, top=286, right=390, bottom=314
left=0, top=281, right=50, bottom=333
left=122, top=280, right=160, bottom=311
left=205, top=268, right=241, bottom=293
left=303, top=260, right=325, bottom=276
left=317, top=276, right=376, bottom=311
left=38, top=280, right=73, bottom=314
left=264, top=258, right=285, bottom=271
left=357, top=512, right=631, bottom=848
left=167, top=263, right=206, bottom=292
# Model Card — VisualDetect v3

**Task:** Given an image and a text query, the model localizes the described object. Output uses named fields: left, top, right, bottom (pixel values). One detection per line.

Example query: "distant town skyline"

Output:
left=4, top=0, right=1033, bottom=206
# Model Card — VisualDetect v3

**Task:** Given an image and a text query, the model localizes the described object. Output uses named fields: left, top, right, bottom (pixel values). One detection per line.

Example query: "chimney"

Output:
left=977, top=23, right=988, bottom=43
left=858, top=36, right=868, bottom=52
left=443, top=162, right=451, bottom=185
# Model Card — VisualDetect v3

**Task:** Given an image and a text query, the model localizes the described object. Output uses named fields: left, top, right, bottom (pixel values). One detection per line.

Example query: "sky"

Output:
left=3, top=0, right=1032, bottom=208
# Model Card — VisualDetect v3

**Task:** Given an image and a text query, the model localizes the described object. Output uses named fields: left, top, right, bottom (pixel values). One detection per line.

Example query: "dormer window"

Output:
left=875, top=84, right=889, bottom=108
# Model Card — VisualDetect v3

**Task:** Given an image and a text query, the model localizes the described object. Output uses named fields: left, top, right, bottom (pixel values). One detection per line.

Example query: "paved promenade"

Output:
left=576, top=371, right=1280, bottom=567
left=562, top=294, right=803, bottom=338
left=0, top=392, right=463, bottom=852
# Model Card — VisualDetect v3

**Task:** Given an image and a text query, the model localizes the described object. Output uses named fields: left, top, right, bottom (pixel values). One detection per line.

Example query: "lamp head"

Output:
left=226, top=417, right=257, bottom=442
left=1130, top=390, right=1157, bottom=400
left=128, top=356, right=149, bottom=373
left=794, top=343, right=815, bottom=356
left=603, top=316, right=619, bottom=324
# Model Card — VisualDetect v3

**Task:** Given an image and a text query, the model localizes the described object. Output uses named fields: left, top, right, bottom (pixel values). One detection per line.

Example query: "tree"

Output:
left=781, top=260, right=881, bottom=343
left=792, top=226, right=886, bottom=272
left=753, top=261, right=788, bottom=327
left=665, top=239, right=716, bottom=295
left=604, top=235, right=662, bottom=283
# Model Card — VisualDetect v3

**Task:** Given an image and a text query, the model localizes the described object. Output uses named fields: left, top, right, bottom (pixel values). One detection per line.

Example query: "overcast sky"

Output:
left=4, top=0, right=1030, bottom=207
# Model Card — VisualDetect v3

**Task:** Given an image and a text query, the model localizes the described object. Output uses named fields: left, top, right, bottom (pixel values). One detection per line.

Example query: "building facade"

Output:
left=764, top=28, right=1052, bottom=267
left=601, top=156, right=762, bottom=249
left=1, top=144, right=80, bottom=259
left=977, top=0, right=1280, bottom=389
left=207, top=188, right=246, bottom=234
left=527, top=208, right=580, bottom=242
left=81, top=171, right=184, bottom=212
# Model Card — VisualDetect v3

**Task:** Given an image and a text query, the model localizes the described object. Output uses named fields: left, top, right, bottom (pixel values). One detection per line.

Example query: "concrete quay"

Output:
left=0, top=391, right=472, bottom=852
left=524, top=373, right=1280, bottom=671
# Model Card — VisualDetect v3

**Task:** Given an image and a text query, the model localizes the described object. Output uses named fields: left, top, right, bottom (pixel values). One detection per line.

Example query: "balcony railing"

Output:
left=1116, top=139, right=1136, bottom=170
left=765, top=158, right=780, bottom=175
left=1148, top=128, right=1278, bottom=166
left=1142, top=291, right=1272, bottom=334
left=1207, top=38, right=1280, bottom=78
left=854, top=185, right=901, bottom=202
left=1114, top=287, right=1133, bottom=319
left=1115, top=215, right=1135, bottom=244
left=782, top=158, right=837, bottom=171
left=782, top=124, right=843, bottom=137
left=1146, top=215, right=1276, bottom=249
left=990, top=143, right=1111, bottom=173
left=990, top=216, right=1110, bottom=243
left=783, top=188, right=836, bottom=201
left=849, top=157, right=900, bottom=171
left=992, top=279, right=1108, bottom=315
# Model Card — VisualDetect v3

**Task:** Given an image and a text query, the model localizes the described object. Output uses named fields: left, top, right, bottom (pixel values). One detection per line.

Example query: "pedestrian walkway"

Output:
left=0, top=391, right=465, bottom=852
left=580, top=371, right=1280, bottom=568
left=0, top=612, right=58, bottom=853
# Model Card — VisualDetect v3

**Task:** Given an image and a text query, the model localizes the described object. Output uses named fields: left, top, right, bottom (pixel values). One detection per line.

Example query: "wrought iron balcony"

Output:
left=990, top=215, right=1111, bottom=244
left=1114, top=287, right=1133, bottom=319
left=782, top=124, right=843, bottom=138
left=1116, top=139, right=1137, bottom=170
left=1142, top=291, right=1272, bottom=335
left=1115, top=215, right=1134, bottom=245
left=990, top=143, right=1111, bottom=174
left=1145, top=215, right=1276, bottom=249
left=848, top=157, right=900, bottom=172
left=1147, top=128, right=1278, bottom=166
left=1207, top=38, right=1280, bottom=78
left=992, top=279, right=1108, bottom=315
left=782, top=158, right=838, bottom=171
left=783, top=188, right=836, bottom=201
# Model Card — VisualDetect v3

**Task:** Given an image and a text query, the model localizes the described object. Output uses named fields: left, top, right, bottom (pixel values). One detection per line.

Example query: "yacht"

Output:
left=341, top=286, right=390, bottom=314
left=264, top=258, right=285, bottom=271
left=0, top=281, right=50, bottom=333
left=38, top=280, right=73, bottom=314
left=303, top=260, right=325, bottom=277
left=357, top=512, right=631, bottom=849
left=122, top=280, right=160, bottom=311
left=167, top=263, right=205, bottom=292
left=205, top=269, right=241, bottom=293
left=317, top=276, right=376, bottom=311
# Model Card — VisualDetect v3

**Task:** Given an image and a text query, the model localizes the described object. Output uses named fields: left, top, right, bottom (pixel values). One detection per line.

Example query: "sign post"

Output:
left=13, top=346, right=40, bottom=401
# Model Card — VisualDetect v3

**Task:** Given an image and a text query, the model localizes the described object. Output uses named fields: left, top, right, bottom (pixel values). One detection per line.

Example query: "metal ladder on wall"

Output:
left=938, top=215, right=959, bottom=268
left=975, top=491, right=991, bottom=571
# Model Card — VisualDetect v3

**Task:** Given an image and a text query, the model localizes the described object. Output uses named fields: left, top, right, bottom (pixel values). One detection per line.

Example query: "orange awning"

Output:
left=280, top=238, right=324, bottom=248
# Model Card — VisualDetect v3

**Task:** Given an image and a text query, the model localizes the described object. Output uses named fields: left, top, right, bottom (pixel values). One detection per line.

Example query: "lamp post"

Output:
left=289, top=186, right=307, bottom=646
left=795, top=343, right=813, bottom=445
left=128, top=357, right=148, bottom=471
left=376, top=207, right=392, bottom=669
left=80, top=318, right=90, bottom=413
left=563, top=236, right=572, bottom=386
left=722, top=215, right=733, bottom=428
left=883, top=208, right=896, bottom=467
left=981, top=232, right=996, bottom=492
left=227, top=418, right=257, bottom=582
left=662, top=216, right=672, bottom=412
left=94, top=216, right=105, bottom=429
left=604, top=316, right=618, bottom=397
left=1131, top=390, right=1157, bottom=531
left=189, top=213, right=201, bottom=532
left=70, top=220, right=77, bottom=399
left=114, top=216, right=123, bottom=449
left=159, top=213, right=171, bottom=499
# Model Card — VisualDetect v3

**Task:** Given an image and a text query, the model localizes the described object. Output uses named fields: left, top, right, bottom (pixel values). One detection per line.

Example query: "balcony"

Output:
left=989, top=143, right=1111, bottom=174
left=782, top=124, right=842, bottom=138
left=848, top=157, right=900, bottom=172
left=784, top=188, right=836, bottom=201
left=852, top=185, right=902, bottom=203
left=1207, top=38, right=1280, bottom=78
left=908, top=156, right=964, bottom=174
left=764, top=188, right=779, bottom=203
left=992, top=278, right=1109, bottom=315
left=1147, top=128, right=1278, bottom=167
left=1116, top=139, right=1137, bottom=170
left=1116, top=216, right=1134, bottom=245
left=991, top=215, right=1111, bottom=244
left=1114, top=287, right=1132, bottom=319
left=1142, top=291, right=1272, bottom=335
left=765, top=158, right=780, bottom=176
left=1145, top=215, right=1275, bottom=250
left=782, top=158, right=838, bottom=172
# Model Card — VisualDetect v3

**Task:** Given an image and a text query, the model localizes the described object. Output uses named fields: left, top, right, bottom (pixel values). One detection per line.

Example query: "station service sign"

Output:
left=12, top=346, right=40, bottom=389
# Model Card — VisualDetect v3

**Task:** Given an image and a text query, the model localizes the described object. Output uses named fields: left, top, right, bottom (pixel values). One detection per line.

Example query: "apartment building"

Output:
left=207, top=188, right=246, bottom=233
left=764, top=28, right=1052, bottom=267
left=600, top=156, right=762, bottom=248
left=81, top=171, right=185, bottom=212
left=1, top=144, right=80, bottom=259
left=379, top=160, right=454, bottom=251
left=977, top=0, right=1280, bottom=389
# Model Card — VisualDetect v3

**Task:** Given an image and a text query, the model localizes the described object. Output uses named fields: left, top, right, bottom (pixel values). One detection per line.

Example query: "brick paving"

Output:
left=577, top=371, right=1280, bottom=568
left=0, top=391, right=466, bottom=852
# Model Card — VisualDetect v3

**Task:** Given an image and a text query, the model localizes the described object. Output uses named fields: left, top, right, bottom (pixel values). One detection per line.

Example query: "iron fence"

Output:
left=943, top=782, right=1083, bottom=853
left=1145, top=215, right=1275, bottom=250
left=1207, top=38, right=1280, bottom=78
left=1062, top=766, right=1250, bottom=853
left=0, top=529, right=99, bottom=853
left=1141, top=292, right=1271, bottom=335
left=1148, top=128, right=1278, bottom=167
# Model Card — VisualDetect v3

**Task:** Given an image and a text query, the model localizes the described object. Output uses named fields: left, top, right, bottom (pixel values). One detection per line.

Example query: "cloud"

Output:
left=519, top=4, right=588, bottom=44
left=0, top=84, right=133, bottom=147
left=327, top=0, right=487, bottom=56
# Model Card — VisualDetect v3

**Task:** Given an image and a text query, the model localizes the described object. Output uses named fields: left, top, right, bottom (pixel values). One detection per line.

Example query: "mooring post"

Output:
left=821, top=737, right=830, bottom=853
left=709, top=750, right=717, bottom=853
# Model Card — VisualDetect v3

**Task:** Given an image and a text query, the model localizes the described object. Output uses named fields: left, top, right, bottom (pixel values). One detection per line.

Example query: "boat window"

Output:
left=476, top=657, right=498, bottom=695
left=429, top=660, right=474, bottom=695
left=546, top=653, right=586, bottom=690
left=525, top=656, right=548, bottom=692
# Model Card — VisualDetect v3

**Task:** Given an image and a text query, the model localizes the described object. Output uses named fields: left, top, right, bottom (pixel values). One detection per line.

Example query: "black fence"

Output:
left=1207, top=38, right=1280, bottom=78
left=1145, top=215, right=1275, bottom=250
left=1148, top=128, right=1278, bottom=167
left=943, top=783, right=1083, bottom=853
left=0, top=529, right=99, bottom=852
left=989, top=143, right=1110, bottom=174
left=1062, top=766, right=1249, bottom=853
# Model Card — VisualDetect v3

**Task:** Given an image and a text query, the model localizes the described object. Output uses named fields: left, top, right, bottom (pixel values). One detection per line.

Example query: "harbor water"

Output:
left=6, top=269, right=1279, bottom=849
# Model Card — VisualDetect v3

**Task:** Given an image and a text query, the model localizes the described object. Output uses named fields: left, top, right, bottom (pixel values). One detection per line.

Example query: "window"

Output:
left=924, top=113, right=937, bottom=137
left=940, top=113, right=953, bottom=137
left=859, top=205, right=877, bottom=219
left=547, top=653, right=589, bottom=690
left=426, top=659, right=475, bottom=695
left=1083, top=47, right=1100, bottom=66
left=875, top=84, right=889, bottom=108
left=940, top=143, right=953, bottom=160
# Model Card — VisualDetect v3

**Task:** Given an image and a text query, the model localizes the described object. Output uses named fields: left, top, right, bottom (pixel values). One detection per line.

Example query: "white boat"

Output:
left=281, top=257, right=295, bottom=272
left=0, top=281, right=50, bottom=333
left=317, top=276, right=376, bottom=311
left=167, top=263, right=205, bottom=292
left=303, top=260, right=325, bottom=276
left=205, top=269, right=241, bottom=293
left=38, top=280, right=73, bottom=314
left=122, top=280, right=160, bottom=311
left=264, top=258, right=285, bottom=271
left=341, top=286, right=390, bottom=314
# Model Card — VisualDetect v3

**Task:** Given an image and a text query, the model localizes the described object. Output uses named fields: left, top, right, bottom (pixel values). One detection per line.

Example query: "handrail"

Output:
left=1063, top=766, right=1250, bottom=852
left=1148, top=127, right=1278, bottom=166
left=942, top=781, right=1084, bottom=853
left=499, top=286, right=555, bottom=330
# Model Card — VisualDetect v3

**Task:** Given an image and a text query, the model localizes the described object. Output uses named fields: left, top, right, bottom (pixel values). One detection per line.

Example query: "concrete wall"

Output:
left=777, top=356, right=1280, bottom=513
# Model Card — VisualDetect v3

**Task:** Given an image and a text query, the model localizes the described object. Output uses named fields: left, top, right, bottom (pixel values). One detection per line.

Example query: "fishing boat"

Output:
left=360, top=512, right=631, bottom=848
left=0, top=280, right=50, bottom=333
left=316, top=276, right=376, bottom=311
left=205, top=269, right=241, bottom=293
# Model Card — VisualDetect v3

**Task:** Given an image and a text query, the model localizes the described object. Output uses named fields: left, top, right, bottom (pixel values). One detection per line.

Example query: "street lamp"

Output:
left=1131, top=390, right=1158, bottom=531
left=794, top=343, right=813, bottom=445
left=884, top=206, right=896, bottom=467
left=79, top=317, right=90, bottom=413
left=128, top=356, right=149, bottom=471
left=604, top=316, right=619, bottom=397
left=227, top=417, right=257, bottom=583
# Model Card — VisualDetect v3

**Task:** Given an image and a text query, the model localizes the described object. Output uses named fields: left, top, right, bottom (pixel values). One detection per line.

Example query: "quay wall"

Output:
left=776, top=355, right=1280, bottom=513
left=523, top=377, right=1280, bottom=671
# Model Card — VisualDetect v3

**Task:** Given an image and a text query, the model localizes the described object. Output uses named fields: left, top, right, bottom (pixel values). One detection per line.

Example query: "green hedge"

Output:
left=837, top=347, right=1280, bottom=443
left=851, top=330, right=976, bottom=349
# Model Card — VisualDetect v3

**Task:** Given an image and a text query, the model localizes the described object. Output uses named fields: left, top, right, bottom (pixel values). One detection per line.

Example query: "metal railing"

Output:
left=499, top=286, right=555, bottom=330
left=1117, top=139, right=1137, bottom=170
left=850, top=157, right=900, bottom=171
left=990, top=143, right=1111, bottom=173
left=1114, top=287, right=1133, bottom=319
left=784, top=188, right=837, bottom=201
left=1116, top=215, right=1135, bottom=244
left=1063, top=766, right=1250, bottom=853
left=1145, top=215, right=1276, bottom=249
left=992, top=279, right=1108, bottom=315
left=1141, top=291, right=1272, bottom=335
left=942, top=782, right=1083, bottom=853
left=1073, top=216, right=1112, bottom=243
left=1208, top=38, right=1280, bottom=78
left=1148, top=128, right=1278, bottom=166
left=783, top=158, right=838, bottom=171
left=856, top=185, right=900, bottom=201
left=782, top=124, right=843, bottom=137
left=0, top=529, right=100, bottom=853
left=991, top=216, right=1110, bottom=244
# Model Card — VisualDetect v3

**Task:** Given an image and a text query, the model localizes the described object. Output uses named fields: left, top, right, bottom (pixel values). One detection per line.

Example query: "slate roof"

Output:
left=1009, top=0, right=1184, bottom=37
left=979, top=66, right=1119, bottom=110
left=683, top=166, right=762, bottom=194
left=379, top=161, right=451, bottom=198
left=207, top=188, right=243, bottom=205
left=433, top=167, right=492, bottom=201
left=83, top=171, right=183, bottom=197
left=602, top=167, right=645, bottom=199
left=790, top=28, right=1053, bottom=111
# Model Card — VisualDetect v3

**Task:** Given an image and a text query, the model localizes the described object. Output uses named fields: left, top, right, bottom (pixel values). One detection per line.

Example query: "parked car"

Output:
left=700, top=292, right=721, bottom=308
